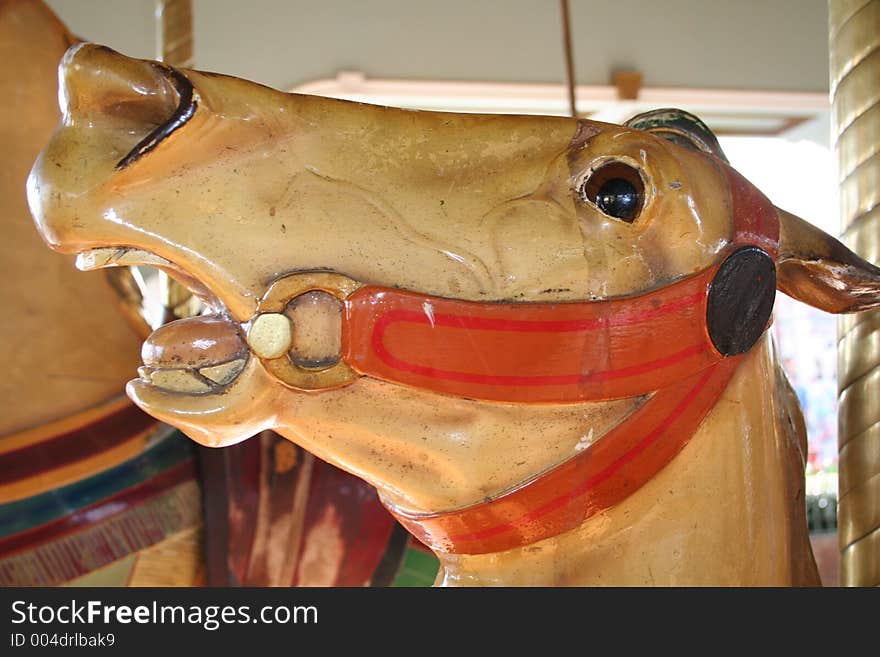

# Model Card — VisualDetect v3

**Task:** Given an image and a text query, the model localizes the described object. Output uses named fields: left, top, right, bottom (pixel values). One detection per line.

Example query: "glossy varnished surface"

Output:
left=830, top=0, right=880, bottom=586
left=29, top=47, right=735, bottom=318
left=27, top=45, right=880, bottom=584
left=437, top=337, right=817, bottom=585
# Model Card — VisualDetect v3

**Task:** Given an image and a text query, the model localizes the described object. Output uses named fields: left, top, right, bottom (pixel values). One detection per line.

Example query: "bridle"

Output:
left=246, top=166, right=780, bottom=554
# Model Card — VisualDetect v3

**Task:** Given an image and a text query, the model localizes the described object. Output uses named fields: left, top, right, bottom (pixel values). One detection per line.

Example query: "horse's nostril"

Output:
left=114, top=64, right=195, bottom=170
left=56, top=43, right=194, bottom=170
left=60, top=44, right=178, bottom=122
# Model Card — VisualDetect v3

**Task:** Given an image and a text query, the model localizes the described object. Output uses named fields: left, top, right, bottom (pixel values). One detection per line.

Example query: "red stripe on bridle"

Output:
left=387, top=360, right=738, bottom=554
left=346, top=269, right=717, bottom=403
left=300, top=166, right=779, bottom=554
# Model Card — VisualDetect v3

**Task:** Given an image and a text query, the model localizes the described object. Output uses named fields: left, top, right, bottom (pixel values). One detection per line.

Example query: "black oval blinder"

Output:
left=707, top=246, right=776, bottom=357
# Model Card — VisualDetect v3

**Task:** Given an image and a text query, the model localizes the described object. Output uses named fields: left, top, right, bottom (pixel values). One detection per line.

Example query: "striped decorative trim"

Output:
left=0, top=429, right=193, bottom=538
left=0, top=396, right=134, bottom=455
left=0, top=478, right=201, bottom=586
left=0, top=402, right=159, bottom=503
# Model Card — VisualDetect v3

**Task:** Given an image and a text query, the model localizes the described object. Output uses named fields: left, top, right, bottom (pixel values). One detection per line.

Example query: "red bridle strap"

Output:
left=384, top=358, right=740, bottom=554
left=344, top=265, right=721, bottom=404
left=342, top=168, right=777, bottom=406
left=339, top=166, right=779, bottom=554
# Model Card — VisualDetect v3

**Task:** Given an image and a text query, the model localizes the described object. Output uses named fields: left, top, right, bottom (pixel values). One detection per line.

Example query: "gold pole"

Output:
left=830, top=0, right=880, bottom=586
left=155, top=0, right=198, bottom=320
left=156, top=0, right=193, bottom=67
left=558, top=0, right=577, bottom=118
left=104, top=1, right=199, bottom=332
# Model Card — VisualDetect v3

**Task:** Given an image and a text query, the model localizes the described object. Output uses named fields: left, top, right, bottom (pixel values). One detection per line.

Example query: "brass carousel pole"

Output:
left=155, top=0, right=200, bottom=323
left=154, top=0, right=231, bottom=586
left=103, top=0, right=200, bottom=331
left=830, top=0, right=880, bottom=586
left=559, top=0, right=577, bottom=118
left=157, top=0, right=194, bottom=67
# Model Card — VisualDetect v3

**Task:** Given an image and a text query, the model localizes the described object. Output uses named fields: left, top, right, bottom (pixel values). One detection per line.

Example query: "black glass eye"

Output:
left=578, top=162, right=645, bottom=223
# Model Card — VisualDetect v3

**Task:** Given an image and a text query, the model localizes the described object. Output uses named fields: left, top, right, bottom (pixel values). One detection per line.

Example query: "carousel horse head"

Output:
left=28, top=44, right=880, bottom=576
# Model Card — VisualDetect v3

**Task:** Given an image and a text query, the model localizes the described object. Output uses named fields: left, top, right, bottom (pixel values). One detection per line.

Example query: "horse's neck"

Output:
left=434, top=336, right=820, bottom=586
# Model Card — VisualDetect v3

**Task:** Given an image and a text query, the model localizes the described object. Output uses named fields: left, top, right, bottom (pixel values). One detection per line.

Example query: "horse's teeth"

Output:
left=199, top=358, right=246, bottom=385
left=247, top=313, right=292, bottom=359
left=75, top=248, right=119, bottom=270
left=150, top=369, right=212, bottom=393
left=74, top=247, right=172, bottom=271
left=113, top=249, right=172, bottom=267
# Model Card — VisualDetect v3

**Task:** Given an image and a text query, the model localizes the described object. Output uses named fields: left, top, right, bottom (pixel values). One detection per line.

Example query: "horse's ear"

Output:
left=625, top=108, right=728, bottom=163
left=777, top=208, right=880, bottom=313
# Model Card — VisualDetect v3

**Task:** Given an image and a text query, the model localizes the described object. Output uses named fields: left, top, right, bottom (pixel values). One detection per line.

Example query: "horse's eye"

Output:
left=578, top=162, right=645, bottom=223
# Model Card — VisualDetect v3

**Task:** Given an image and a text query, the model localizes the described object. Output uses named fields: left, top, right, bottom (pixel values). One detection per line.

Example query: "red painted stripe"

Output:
left=387, top=359, right=739, bottom=553
left=726, top=166, right=779, bottom=258
left=0, top=459, right=195, bottom=558
left=372, top=323, right=708, bottom=386
left=377, top=291, right=703, bottom=334
left=343, top=160, right=780, bottom=552
left=0, top=482, right=201, bottom=586
left=451, top=367, right=714, bottom=544
left=345, top=266, right=716, bottom=403
left=0, top=403, right=157, bottom=484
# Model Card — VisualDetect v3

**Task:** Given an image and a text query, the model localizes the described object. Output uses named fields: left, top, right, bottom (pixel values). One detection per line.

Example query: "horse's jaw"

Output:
left=430, top=337, right=819, bottom=587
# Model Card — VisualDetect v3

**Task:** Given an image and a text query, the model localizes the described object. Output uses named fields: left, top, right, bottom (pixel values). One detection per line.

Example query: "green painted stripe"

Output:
left=0, top=430, right=195, bottom=537
left=391, top=545, right=440, bottom=587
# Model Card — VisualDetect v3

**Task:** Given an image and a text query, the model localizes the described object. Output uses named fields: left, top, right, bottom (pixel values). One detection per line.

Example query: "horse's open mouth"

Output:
left=75, top=247, right=223, bottom=313
left=76, top=247, right=347, bottom=398
left=77, top=246, right=252, bottom=396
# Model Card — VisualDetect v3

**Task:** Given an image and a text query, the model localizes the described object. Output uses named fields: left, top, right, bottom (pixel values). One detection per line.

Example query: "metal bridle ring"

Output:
left=249, top=271, right=362, bottom=391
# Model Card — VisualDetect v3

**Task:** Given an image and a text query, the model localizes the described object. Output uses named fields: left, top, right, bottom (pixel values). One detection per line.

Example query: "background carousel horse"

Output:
left=26, top=44, right=880, bottom=585
left=2, top=0, right=416, bottom=587
left=0, top=0, right=202, bottom=586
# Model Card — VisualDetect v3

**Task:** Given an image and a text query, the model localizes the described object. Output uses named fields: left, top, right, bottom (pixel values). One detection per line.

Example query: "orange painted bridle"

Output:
left=258, top=167, right=780, bottom=554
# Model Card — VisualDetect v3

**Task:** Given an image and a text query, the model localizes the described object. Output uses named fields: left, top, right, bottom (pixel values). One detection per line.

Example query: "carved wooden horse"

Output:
left=28, top=45, right=880, bottom=585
